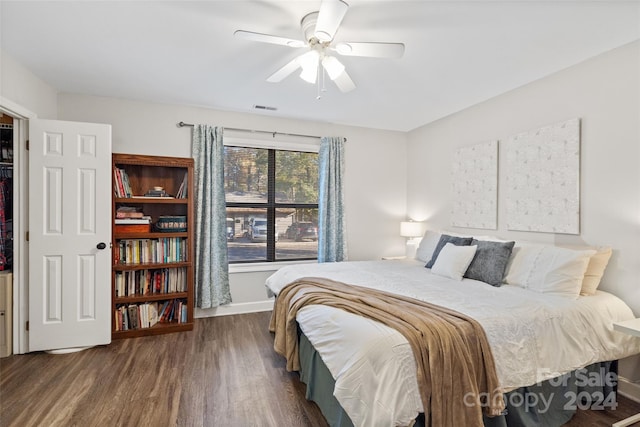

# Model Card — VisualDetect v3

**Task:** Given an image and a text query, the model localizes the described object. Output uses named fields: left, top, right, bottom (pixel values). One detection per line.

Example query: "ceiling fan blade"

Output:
left=332, top=69, right=356, bottom=93
left=315, top=0, right=349, bottom=42
left=234, top=30, right=306, bottom=48
left=334, top=42, right=405, bottom=58
left=266, top=56, right=303, bottom=83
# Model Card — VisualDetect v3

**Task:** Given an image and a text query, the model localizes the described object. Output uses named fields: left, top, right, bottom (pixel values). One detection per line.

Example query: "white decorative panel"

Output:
left=45, top=167, right=63, bottom=235
left=78, top=255, right=96, bottom=320
left=44, top=256, right=62, bottom=323
left=44, top=132, right=63, bottom=156
left=78, top=169, right=96, bottom=234
left=505, top=118, right=580, bottom=234
left=451, top=140, right=498, bottom=229
left=78, top=134, right=96, bottom=158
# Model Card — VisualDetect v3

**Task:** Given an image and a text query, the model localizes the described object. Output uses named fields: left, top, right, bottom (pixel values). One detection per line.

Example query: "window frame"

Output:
left=224, top=135, right=320, bottom=264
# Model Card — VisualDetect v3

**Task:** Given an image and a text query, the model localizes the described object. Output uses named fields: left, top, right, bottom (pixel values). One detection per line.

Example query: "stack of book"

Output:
left=115, top=207, right=151, bottom=233
left=143, top=188, right=170, bottom=198
left=116, top=206, right=143, bottom=219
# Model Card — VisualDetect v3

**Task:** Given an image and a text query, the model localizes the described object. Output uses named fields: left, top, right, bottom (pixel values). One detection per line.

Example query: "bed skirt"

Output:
left=298, top=330, right=618, bottom=427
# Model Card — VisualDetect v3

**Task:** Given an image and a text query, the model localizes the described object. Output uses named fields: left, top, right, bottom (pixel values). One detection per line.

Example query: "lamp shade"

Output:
left=322, top=56, right=345, bottom=80
left=400, top=221, right=423, bottom=238
left=299, top=50, right=320, bottom=83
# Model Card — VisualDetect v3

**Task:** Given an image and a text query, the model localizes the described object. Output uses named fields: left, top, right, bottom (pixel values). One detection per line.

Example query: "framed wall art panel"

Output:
left=451, top=140, right=498, bottom=230
left=505, top=118, right=580, bottom=234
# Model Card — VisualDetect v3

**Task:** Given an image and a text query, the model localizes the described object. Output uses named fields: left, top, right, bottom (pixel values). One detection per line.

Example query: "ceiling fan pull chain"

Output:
left=322, top=65, right=328, bottom=93
left=317, top=63, right=323, bottom=100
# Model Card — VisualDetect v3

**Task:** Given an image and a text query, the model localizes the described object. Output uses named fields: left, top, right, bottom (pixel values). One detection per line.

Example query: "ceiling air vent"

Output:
left=253, top=104, right=277, bottom=111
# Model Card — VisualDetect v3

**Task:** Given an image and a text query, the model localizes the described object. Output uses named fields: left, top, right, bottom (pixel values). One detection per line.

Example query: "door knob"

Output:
left=96, top=242, right=107, bottom=250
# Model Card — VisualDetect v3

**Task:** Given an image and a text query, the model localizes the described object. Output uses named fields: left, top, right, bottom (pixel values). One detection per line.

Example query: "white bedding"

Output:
left=265, top=259, right=640, bottom=427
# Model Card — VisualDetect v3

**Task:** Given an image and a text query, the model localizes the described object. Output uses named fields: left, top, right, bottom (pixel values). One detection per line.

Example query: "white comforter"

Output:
left=265, top=259, right=640, bottom=427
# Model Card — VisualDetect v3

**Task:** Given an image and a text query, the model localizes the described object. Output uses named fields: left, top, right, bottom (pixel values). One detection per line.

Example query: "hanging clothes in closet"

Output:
left=0, top=165, right=12, bottom=270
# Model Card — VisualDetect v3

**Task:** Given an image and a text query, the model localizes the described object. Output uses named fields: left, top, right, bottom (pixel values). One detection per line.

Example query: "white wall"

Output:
left=407, top=40, right=640, bottom=381
left=58, top=93, right=408, bottom=314
left=0, top=49, right=57, bottom=118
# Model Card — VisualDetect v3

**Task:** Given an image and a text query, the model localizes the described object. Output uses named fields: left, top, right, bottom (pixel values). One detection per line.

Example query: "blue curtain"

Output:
left=191, top=125, right=232, bottom=308
left=318, top=136, right=347, bottom=262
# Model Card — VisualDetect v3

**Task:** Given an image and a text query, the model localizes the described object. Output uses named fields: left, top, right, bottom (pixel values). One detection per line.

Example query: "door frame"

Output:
left=0, top=96, right=36, bottom=354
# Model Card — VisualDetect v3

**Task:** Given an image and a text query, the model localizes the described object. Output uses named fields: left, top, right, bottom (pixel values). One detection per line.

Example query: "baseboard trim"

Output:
left=619, top=377, right=640, bottom=403
left=195, top=300, right=274, bottom=318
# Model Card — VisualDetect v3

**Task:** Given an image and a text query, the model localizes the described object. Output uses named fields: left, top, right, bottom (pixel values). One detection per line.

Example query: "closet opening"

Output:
left=0, top=113, right=13, bottom=358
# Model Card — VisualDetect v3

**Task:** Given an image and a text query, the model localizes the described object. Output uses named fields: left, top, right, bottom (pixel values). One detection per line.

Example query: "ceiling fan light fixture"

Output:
left=300, top=66, right=318, bottom=84
left=322, top=56, right=345, bottom=80
left=299, top=50, right=320, bottom=83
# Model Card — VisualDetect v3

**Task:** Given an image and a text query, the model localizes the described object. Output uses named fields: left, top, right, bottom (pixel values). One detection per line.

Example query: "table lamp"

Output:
left=400, top=221, right=423, bottom=258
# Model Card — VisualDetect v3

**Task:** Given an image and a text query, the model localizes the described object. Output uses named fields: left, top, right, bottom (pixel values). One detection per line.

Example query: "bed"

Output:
left=265, top=235, right=640, bottom=427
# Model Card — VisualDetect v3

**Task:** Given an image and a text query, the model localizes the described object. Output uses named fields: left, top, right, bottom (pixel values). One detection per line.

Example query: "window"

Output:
left=224, top=145, right=319, bottom=263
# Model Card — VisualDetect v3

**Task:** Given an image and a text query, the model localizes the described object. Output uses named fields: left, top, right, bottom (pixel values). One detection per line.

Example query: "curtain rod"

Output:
left=177, top=121, right=330, bottom=141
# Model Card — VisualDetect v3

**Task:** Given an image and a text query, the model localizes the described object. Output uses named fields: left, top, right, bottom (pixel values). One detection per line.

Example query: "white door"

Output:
left=28, top=119, right=112, bottom=351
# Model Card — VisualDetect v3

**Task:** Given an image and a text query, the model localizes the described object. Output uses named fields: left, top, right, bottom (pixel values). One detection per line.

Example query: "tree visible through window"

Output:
left=224, top=146, right=319, bottom=263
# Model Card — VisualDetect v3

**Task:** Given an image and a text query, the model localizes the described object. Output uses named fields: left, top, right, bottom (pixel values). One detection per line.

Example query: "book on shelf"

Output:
left=138, top=303, right=146, bottom=328
left=113, top=168, right=132, bottom=198
left=116, top=211, right=144, bottom=218
left=114, top=224, right=151, bottom=233
left=129, top=195, right=175, bottom=199
left=144, top=189, right=169, bottom=197
left=148, top=303, right=159, bottom=327
left=113, top=168, right=124, bottom=197
left=116, top=206, right=144, bottom=218
left=158, top=300, right=172, bottom=323
left=114, top=217, right=151, bottom=225
left=127, top=305, right=139, bottom=330
left=122, top=306, right=129, bottom=330
left=175, top=172, right=188, bottom=199
left=114, top=217, right=151, bottom=233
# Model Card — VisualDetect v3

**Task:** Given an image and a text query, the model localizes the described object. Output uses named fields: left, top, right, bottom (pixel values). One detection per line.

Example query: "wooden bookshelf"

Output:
left=112, top=153, right=194, bottom=339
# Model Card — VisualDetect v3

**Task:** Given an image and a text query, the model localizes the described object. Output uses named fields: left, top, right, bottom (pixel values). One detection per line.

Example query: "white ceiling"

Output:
left=1, top=1, right=639, bottom=132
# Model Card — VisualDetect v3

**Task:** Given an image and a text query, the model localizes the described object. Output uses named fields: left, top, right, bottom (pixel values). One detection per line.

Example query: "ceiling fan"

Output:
left=234, top=0, right=405, bottom=94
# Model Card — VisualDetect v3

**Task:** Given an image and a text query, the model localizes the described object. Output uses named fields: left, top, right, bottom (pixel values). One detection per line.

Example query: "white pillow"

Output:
left=415, top=230, right=441, bottom=263
left=431, top=243, right=477, bottom=281
left=580, top=246, right=612, bottom=296
left=504, top=243, right=595, bottom=297
left=503, top=243, right=545, bottom=286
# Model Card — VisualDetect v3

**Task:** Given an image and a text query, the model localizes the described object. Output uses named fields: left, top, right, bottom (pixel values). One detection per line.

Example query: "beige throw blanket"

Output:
left=269, top=277, right=505, bottom=426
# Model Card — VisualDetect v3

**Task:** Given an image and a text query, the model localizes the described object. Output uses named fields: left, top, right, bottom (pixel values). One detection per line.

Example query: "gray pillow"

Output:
left=425, top=234, right=473, bottom=268
left=464, top=239, right=516, bottom=286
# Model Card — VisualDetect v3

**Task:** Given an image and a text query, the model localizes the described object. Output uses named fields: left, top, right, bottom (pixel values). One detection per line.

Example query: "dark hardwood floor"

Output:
left=1, top=312, right=639, bottom=426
